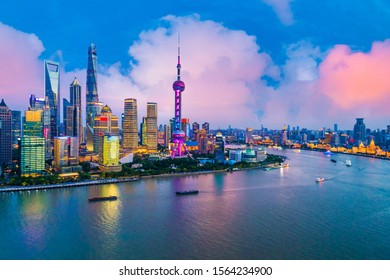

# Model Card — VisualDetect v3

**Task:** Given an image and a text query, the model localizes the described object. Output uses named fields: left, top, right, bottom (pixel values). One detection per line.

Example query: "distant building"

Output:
left=353, top=118, right=366, bottom=145
left=122, top=98, right=138, bottom=150
left=140, top=116, right=147, bottom=146
left=246, top=128, right=253, bottom=144
left=53, top=136, right=81, bottom=173
left=192, top=122, right=199, bottom=140
left=146, top=102, right=158, bottom=152
left=11, top=111, right=21, bottom=147
left=0, top=99, right=12, bottom=167
left=214, top=132, right=225, bottom=163
left=99, top=135, right=122, bottom=172
left=202, top=122, right=210, bottom=135
left=181, top=118, right=190, bottom=141
left=19, top=136, right=45, bottom=176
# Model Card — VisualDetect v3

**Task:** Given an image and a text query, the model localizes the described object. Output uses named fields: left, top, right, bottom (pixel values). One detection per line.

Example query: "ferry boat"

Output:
left=330, top=159, right=337, bottom=163
left=88, top=196, right=117, bottom=202
left=346, top=159, right=352, bottom=167
left=315, top=177, right=325, bottom=183
left=176, top=190, right=199, bottom=196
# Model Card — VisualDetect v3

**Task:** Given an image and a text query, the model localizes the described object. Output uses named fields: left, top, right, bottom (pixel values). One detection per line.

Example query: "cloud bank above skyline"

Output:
left=1, top=15, right=390, bottom=130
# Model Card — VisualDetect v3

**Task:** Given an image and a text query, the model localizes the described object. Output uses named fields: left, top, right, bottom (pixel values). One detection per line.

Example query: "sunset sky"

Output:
left=1, top=0, right=390, bottom=130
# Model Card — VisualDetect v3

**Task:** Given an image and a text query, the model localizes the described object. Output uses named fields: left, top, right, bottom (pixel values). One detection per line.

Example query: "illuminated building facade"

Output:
left=146, top=102, right=158, bottom=152
left=170, top=40, right=191, bottom=158
left=140, top=116, right=147, bottom=146
left=19, top=136, right=45, bottom=176
left=0, top=99, right=12, bottom=167
left=202, top=122, right=210, bottom=135
left=23, top=110, right=43, bottom=137
left=122, top=98, right=138, bottom=149
left=28, top=95, right=52, bottom=159
left=93, top=105, right=119, bottom=154
left=181, top=118, right=190, bottom=141
left=44, top=60, right=60, bottom=139
left=99, top=135, right=122, bottom=172
left=53, top=136, right=80, bottom=172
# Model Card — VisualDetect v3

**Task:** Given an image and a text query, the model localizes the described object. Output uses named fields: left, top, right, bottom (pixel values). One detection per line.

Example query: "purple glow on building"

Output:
left=171, top=38, right=191, bottom=158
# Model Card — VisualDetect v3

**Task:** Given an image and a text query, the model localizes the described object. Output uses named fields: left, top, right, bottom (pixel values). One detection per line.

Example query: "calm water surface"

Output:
left=1, top=149, right=390, bottom=259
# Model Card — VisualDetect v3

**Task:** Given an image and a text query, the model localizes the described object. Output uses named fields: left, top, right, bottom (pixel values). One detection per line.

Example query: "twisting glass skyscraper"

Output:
left=86, top=43, right=103, bottom=151
left=44, top=60, right=60, bottom=139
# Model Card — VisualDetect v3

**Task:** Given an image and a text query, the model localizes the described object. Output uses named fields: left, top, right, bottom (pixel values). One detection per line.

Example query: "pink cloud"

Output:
left=0, top=22, right=44, bottom=109
left=318, top=41, right=390, bottom=112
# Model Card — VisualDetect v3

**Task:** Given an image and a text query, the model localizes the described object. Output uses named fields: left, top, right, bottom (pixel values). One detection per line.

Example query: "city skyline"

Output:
left=1, top=2, right=390, bottom=129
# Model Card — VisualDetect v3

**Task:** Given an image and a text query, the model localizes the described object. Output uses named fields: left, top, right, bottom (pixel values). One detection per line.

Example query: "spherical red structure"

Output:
left=173, top=80, right=185, bottom=92
left=172, top=130, right=186, bottom=140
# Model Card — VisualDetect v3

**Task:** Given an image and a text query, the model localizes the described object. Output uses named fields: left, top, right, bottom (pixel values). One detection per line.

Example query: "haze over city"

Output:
left=1, top=1, right=390, bottom=129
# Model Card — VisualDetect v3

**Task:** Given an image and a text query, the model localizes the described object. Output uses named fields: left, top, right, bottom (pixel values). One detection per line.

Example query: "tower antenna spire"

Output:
left=177, top=33, right=181, bottom=80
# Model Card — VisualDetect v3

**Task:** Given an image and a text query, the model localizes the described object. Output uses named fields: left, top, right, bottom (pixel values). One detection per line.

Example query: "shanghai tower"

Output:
left=86, top=43, right=103, bottom=150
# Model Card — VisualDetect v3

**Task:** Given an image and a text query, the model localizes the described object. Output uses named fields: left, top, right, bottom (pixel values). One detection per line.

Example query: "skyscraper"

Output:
left=353, top=118, right=366, bottom=145
left=202, top=122, right=210, bottom=135
left=86, top=44, right=103, bottom=151
left=123, top=98, right=138, bottom=150
left=214, top=132, right=225, bottom=163
left=53, top=136, right=80, bottom=173
left=99, top=135, right=121, bottom=172
left=11, top=110, right=21, bottom=147
left=19, top=136, right=45, bottom=176
left=170, top=38, right=191, bottom=158
left=93, top=105, right=119, bottom=154
left=146, top=102, right=158, bottom=152
left=44, top=60, right=60, bottom=139
left=0, top=99, right=12, bottom=168
left=64, top=77, right=82, bottom=141
left=140, top=116, right=147, bottom=146
left=28, top=95, right=52, bottom=159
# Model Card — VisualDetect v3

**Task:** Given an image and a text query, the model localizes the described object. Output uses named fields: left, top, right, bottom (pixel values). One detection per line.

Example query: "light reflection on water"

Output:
left=1, top=149, right=390, bottom=259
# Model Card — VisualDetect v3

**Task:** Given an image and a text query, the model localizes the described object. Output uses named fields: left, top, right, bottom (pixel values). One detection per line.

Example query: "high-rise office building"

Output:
left=99, top=135, right=121, bottom=172
left=353, top=118, right=366, bottom=145
left=19, top=136, right=45, bottom=176
left=246, top=127, right=253, bottom=144
left=53, top=136, right=80, bottom=173
left=140, top=116, right=147, bottom=146
left=214, top=132, right=225, bottom=163
left=86, top=44, right=103, bottom=151
left=122, top=98, right=138, bottom=150
left=28, top=95, right=52, bottom=159
left=11, top=110, right=21, bottom=147
left=202, top=122, right=210, bottom=135
left=146, top=102, right=158, bottom=152
left=64, top=77, right=82, bottom=141
left=44, top=60, right=60, bottom=139
left=192, top=122, right=199, bottom=141
left=23, top=110, right=43, bottom=137
left=93, top=105, right=119, bottom=154
left=334, top=123, right=338, bottom=133
left=0, top=99, right=12, bottom=167
left=181, top=118, right=190, bottom=141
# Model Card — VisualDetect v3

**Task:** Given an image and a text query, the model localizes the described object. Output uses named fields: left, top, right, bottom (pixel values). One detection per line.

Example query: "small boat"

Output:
left=88, top=196, right=117, bottom=202
left=315, top=177, right=325, bottom=183
left=282, top=163, right=289, bottom=168
left=346, top=159, right=352, bottom=167
left=330, top=159, right=337, bottom=163
left=323, top=150, right=332, bottom=156
left=176, top=190, right=199, bottom=196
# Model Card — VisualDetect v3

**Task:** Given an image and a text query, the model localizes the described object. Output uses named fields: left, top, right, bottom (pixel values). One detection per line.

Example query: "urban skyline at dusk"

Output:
left=1, top=1, right=390, bottom=129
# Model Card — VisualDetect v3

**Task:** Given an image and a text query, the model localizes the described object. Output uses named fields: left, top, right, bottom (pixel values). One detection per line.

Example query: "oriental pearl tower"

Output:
left=171, top=37, right=192, bottom=159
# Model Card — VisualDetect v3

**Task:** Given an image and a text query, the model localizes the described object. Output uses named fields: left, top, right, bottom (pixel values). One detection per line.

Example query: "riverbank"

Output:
left=0, top=177, right=139, bottom=193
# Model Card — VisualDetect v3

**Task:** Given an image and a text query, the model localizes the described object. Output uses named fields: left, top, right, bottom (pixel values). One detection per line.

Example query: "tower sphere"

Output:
left=173, top=80, right=185, bottom=92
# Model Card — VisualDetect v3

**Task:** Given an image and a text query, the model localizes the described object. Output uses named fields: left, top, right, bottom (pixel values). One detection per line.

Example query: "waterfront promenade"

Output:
left=0, top=177, right=139, bottom=193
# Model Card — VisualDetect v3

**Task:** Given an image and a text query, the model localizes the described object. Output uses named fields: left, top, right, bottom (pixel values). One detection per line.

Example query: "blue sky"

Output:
left=1, top=1, right=390, bottom=129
